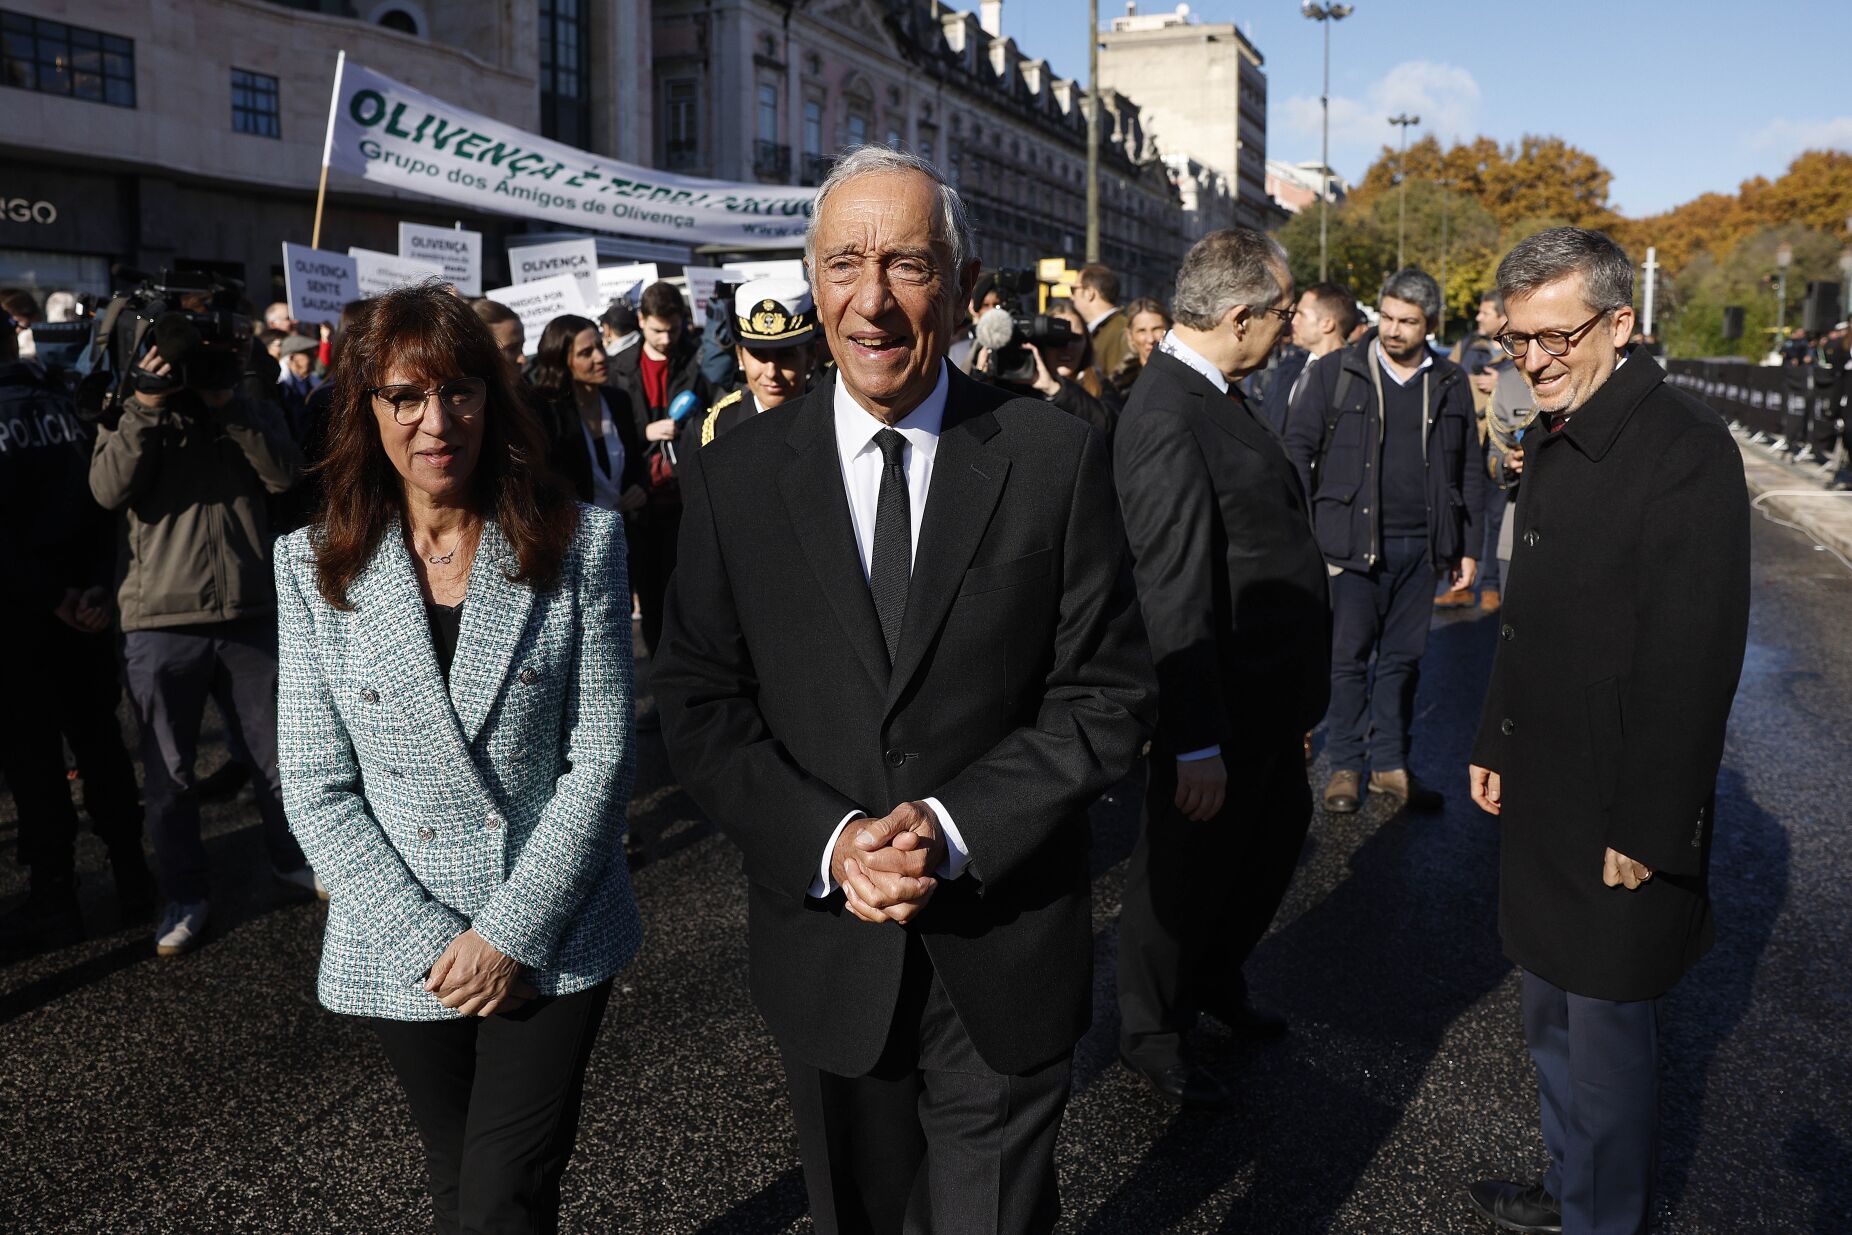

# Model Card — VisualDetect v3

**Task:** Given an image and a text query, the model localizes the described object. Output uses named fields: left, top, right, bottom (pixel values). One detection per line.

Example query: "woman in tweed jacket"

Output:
left=274, top=284, right=641, bottom=1234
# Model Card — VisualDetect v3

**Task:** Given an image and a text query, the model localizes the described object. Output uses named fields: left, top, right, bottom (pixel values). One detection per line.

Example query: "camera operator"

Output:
left=971, top=280, right=1115, bottom=439
left=0, top=310, right=155, bottom=947
left=88, top=328, right=317, bottom=958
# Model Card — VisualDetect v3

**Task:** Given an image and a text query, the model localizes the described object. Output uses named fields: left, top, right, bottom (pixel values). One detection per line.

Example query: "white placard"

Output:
left=349, top=247, right=447, bottom=297
left=398, top=222, right=482, bottom=296
left=725, top=258, right=806, bottom=283
left=482, top=275, right=592, bottom=357
left=281, top=242, right=358, bottom=324
left=594, top=262, right=659, bottom=310
left=683, top=266, right=750, bottom=320
left=507, top=239, right=599, bottom=310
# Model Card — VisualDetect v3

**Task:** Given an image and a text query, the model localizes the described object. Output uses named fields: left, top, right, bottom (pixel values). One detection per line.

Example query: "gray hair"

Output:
left=1170, top=227, right=1288, bottom=331
left=1379, top=267, right=1442, bottom=329
left=804, top=145, right=975, bottom=281
left=1496, top=227, right=1633, bottom=315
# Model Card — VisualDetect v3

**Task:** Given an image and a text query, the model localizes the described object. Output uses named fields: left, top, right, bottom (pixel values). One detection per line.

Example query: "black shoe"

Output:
left=1119, top=1051, right=1232, bottom=1109
left=0, top=879, right=85, bottom=950
left=1201, top=1000, right=1289, bottom=1042
left=1466, top=1180, right=1562, bottom=1233
left=196, top=760, right=251, bottom=801
left=109, top=845, right=158, bottom=919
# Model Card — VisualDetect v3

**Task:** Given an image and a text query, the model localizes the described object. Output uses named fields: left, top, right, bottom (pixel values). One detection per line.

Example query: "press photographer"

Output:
left=972, top=270, right=1115, bottom=438
left=86, top=273, right=318, bottom=958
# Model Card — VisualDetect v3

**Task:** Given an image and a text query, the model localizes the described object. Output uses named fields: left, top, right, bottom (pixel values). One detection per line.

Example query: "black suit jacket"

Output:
left=541, top=385, right=647, bottom=505
left=1472, top=353, right=1749, bottom=1001
left=1115, top=351, right=1331, bottom=755
left=654, top=365, right=1156, bottom=1077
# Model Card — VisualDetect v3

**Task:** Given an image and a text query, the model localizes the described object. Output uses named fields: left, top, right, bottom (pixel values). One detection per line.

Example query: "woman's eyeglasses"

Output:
left=366, top=377, right=488, bottom=425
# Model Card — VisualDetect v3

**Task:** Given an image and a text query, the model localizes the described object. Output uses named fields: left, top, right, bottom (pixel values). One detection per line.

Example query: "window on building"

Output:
left=231, top=68, right=280, bottom=138
left=538, top=0, right=590, bottom=149
left=918, top=133, right=934, bottom=167
left=2, top=10, right=135, bottom=107
left=665, top=78, right=698, bottom=166
left=802, top=97, right=823, bottom=157
left=757, top=82, right=779, bottom=145
left=845, top=110, right=867, bottom=149
left=377, top=9, right=419, bottom=35
left=885, top=126, right=901, bottom=149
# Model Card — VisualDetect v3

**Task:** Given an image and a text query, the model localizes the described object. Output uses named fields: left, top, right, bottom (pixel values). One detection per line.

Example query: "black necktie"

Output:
left=870, top=427, right=911, bottom=664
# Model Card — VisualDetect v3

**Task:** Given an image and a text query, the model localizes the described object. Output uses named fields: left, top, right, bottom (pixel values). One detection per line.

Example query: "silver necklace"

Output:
left=427, top=548, right=456, bottom=565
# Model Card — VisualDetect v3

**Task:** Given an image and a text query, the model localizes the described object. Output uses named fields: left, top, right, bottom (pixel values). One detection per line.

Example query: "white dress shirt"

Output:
left=810, top=362, right=971, bottom=898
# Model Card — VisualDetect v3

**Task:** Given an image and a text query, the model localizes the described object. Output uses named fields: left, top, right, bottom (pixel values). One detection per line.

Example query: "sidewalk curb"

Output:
left=1734, top=434, right=1852, bottom=566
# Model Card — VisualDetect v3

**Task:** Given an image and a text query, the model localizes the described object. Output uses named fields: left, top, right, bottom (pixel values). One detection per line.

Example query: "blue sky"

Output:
left=998, top=0, right=1852, bottom=218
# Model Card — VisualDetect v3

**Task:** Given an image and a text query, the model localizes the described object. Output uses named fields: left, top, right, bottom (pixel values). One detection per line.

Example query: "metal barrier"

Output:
left=1665, top=358, right=1844, bottom=452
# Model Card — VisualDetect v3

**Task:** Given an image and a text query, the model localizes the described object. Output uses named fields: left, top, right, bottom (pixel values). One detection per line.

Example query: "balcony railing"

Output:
left=754, top=140, right=791, bottom=179
left=665, top=140, right=699, bottom=171
left=800, top=153, right=834, bottom=186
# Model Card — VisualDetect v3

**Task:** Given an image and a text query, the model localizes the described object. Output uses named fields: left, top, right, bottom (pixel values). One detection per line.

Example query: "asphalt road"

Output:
left=3, top=510, right=1848, bottom=1234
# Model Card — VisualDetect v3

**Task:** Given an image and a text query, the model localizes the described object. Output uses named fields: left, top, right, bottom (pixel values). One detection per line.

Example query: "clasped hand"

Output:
left=425, top=928, right=536, bottom=1017
left=832, top=801, right=947, bottom=926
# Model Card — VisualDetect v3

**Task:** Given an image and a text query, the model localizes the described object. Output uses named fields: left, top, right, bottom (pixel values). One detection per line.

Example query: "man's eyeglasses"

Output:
left=1495, top=310, right=1608, bottom=360
left=367, top=377, right=488, bottom=425
left=1255, top=304, right=1295, bottom=324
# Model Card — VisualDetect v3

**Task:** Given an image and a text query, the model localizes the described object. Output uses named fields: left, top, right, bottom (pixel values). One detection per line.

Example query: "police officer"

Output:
left=698, top=277, right=820, bottom=446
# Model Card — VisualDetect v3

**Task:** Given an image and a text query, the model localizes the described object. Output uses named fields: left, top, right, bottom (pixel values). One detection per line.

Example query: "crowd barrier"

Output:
left=1664, top=358, right=1844, bottom=451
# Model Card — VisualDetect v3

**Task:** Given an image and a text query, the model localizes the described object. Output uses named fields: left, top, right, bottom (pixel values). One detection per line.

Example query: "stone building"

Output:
left=648, top=0, right=1190, bottom=295
left=1098, top=2, right=1273, bottom=231
left=0, top=0, right=655, bottom=302
left=1266, top=159, right=1349, bottom=215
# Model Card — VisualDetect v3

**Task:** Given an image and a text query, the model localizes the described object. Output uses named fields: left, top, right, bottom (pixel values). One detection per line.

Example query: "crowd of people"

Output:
left=0, top=143, right=1754, bottom=1235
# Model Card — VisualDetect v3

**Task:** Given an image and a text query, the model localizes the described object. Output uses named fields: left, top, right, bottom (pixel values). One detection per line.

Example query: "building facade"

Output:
left=1, top=0, right=655, bottom=304
left=1098, top=2, right=1272, bottom=232
left=1265, top=159, right=1349, bottom=215
left=649, top=0, right=1190, bottom=295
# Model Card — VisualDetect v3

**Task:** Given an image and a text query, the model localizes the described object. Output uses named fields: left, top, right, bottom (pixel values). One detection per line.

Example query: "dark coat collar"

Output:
left=1144, top=349, right=1282, bottom=453
left=1550, top=348, right=1663, bottom=463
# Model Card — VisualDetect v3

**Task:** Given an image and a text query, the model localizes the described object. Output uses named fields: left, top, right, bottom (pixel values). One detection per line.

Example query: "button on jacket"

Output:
left=274, top=507, right=643, bottom=1020
left=1471, top=352, right=1750, bottom=1002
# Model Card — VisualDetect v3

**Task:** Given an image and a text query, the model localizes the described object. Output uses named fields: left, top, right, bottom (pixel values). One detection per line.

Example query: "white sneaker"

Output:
left=274, top=864, right=329, bottom=901
left=155, top=901, right=209, bottom=957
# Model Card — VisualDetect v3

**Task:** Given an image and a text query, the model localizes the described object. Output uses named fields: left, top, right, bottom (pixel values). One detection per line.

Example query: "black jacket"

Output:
left=653, top=366, right=1157, bottom=1077
left=1282, top=331, right=1485, bottom=573
left=1471, top=353, right=1750, bottom=1001
left=1115, top=352, right=1331, bottom=752
left=609, top=336, right=709, bottom=502
left=0, top=361, right=108, bottom=615
left=1254, top=347, right=1309, bottom=436
left=541, top=384, right=647, bottom=506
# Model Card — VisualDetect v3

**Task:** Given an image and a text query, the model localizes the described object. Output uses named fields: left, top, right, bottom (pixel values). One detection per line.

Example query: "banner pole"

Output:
left=311, top=50, right=347, bottom=249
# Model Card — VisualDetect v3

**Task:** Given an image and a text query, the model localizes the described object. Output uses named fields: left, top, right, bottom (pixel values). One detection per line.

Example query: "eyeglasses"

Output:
left=1255, top=304, right=1295, bottom=324
left=1495, top=310, right=1608, bottom=360
left=366, top=377, right=488, bottom=424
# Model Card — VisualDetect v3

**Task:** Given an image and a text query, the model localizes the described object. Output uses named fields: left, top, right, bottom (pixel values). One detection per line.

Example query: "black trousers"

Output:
left=372, top=980, right=613, bottom=1235
left=0, top=612, right=142, bottom=884
left=782, top=934, right=1072, bottom=1235
left=1117, top=727, right=1312, bottom=1069
left=627, top=506, right=681, bottom=657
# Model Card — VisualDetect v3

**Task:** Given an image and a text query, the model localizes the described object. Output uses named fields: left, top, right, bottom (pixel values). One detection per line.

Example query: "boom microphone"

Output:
left=973, top=306, right=1016, bottom=352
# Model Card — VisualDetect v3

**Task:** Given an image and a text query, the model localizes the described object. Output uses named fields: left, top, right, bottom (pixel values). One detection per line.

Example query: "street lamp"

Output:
left=1388, top=112, right=1419, bottom=268
left=1302, top=1, right=1354, bottom=282
left=1775, top=241, right=1792, bottom=334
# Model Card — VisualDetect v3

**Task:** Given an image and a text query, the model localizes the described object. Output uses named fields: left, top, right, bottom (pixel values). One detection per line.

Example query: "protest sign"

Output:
left=682, top=266, right=748, bottom=320
left=326, top=60, right=812, bottom=247
left=725, top=258, right=806, bottom=283
left=481, top=275, right=590, bottom=356
left=594, top=262, right=657, bottom=311
left=507, top=238, right=599, bottom=310
left=349, top=247, right=446, bottom=297
left=398, top=222, right=482, bottom=296
left=281, top=243, right=357, bottom=324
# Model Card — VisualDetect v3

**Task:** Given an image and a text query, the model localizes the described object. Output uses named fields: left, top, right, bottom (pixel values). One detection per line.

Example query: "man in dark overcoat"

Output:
left=1465, top=228, right=1751, bottom=1235
left=1112, top=228, right=1331, bottom=1107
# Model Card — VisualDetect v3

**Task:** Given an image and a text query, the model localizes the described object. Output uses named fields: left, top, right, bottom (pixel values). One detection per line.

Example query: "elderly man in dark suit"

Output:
left=654, top=146, right=1156, bottom=1235
left=1112, top=228, right=1332, bottom=1106
left=1466, top=228, right=1751, bottom=1235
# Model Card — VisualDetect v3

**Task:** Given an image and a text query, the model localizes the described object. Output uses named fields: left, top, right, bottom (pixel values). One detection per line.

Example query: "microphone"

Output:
left=668, top=389, right=703, bottom=423
left=973, top=306, right=1016, bottom=353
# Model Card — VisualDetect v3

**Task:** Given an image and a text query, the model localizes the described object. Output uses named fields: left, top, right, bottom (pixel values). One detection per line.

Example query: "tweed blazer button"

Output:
left=416, top=826, right=436, bottom=841
left=519, top=667, right=539, bottom=685
left=485, top=812, right=504, bottom=830
left=359, top=687, right=379, bottom=704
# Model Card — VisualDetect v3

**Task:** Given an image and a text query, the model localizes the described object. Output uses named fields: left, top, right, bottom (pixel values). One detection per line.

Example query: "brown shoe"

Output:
left=1368, top=768, right=1444, bottom=810
left=1323, top=770, right=1362, bottom=814
left=1434, top=588, right=1474, bottom=609
left=1479, top=588, right=1502, bottom=612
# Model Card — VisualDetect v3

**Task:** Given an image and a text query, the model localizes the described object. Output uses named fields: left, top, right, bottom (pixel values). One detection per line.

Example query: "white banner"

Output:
left=482, top=275, right=592, bottom=357
left=328, top=60, right=813, bottom=247
left=349, top=246, right=447, bottom=297
left=282, top=243, right=357, bottom=324
left=507, top=238, right=600, bottom=310
left=725, top=258, right=807, bottom=284
left=399, top=222, right=482, bottom=296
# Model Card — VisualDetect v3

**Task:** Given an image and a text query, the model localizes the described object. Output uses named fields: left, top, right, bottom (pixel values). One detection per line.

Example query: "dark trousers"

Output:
left=628, top=506, right=680, bottom=656
left=1480, top=487, right=1509, bottom=591
left=782, top=935, right=1072, bottom=1235
left=1521, top=969, right=1661, bottom=1235
left=1326, top=534, right=1434, bottom=773
left=0, top=612, right=143, bottom=883
left=120, top=617, right=304, bottom=903
left=373, top=981, right=613, bottom=1235
left=1117, top=728, right=1311, bottom=1069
